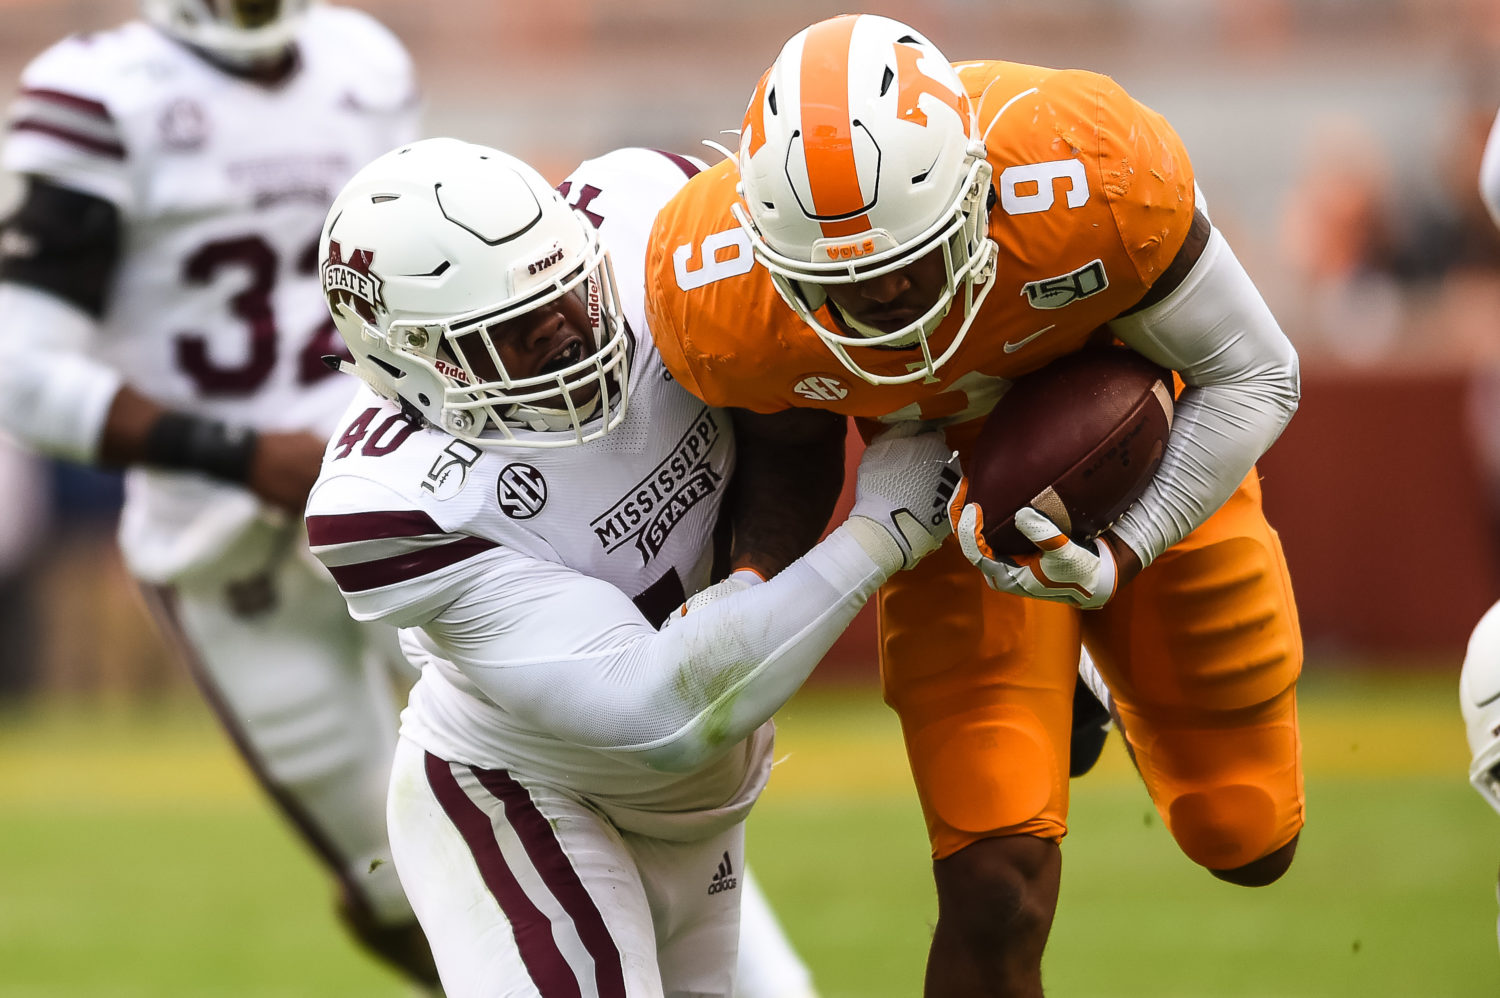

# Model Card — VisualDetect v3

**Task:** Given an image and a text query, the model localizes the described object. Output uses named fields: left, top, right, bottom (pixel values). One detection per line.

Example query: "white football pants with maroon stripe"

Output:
left=390, top=736, right=747, bottom=998
left=139, top=546, right=415, bottom=927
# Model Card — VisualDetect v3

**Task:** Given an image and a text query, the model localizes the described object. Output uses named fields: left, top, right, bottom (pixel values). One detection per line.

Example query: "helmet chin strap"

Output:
left=505, top=392, right=602, bottom=433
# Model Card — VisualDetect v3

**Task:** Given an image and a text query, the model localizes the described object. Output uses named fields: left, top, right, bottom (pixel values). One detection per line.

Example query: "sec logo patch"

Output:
left=792, top=374, right=849, bottom=402
left=497, top=463, right=547, bottom=519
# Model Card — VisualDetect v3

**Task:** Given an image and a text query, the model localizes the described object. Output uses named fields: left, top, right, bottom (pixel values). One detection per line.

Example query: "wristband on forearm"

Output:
left=141, top=412, right=259, bottom=483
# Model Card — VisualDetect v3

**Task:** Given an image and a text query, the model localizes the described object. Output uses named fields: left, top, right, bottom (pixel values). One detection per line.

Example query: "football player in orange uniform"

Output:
left=645, top=14, right=1304, bottom=996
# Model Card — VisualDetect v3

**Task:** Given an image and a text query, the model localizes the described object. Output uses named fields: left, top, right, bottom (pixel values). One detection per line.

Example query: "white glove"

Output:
left=950, top=495, right=1118, bottom=609
left=847, top=427, right=961, bottom=571
left=661, top=569, right=764, bottom=629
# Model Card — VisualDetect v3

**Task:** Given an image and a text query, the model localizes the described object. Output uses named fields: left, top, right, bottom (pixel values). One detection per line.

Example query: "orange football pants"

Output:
left=878, top=470, right=1304, bottom=870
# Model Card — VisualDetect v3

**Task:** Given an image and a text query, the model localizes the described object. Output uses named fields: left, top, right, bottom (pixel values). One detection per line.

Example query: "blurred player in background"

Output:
left=646, top=14, right=1304, bottom=996
left=305, top=136, right=956, bottom=997
left=0, top=0, right=437, bottom=985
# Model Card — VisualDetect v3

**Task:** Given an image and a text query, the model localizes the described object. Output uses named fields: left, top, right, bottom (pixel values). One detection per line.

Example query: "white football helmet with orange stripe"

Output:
left=732, top=14, right=997, bottom=385
left=141, top=0, right=310, bottom=63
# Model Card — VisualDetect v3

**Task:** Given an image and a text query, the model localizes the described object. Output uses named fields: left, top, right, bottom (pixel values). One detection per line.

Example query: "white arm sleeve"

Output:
left=1106, top=225, right=1300, bottom=566
left=1480, top=107, right=1500, bottom=232
left=423, top=522, right=889, bottom=773
left=0, top=282, right=120, bottom=462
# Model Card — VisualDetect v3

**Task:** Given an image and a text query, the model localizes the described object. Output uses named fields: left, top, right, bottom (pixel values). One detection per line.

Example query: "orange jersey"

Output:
left=646, top=61, right=1195, bottom=424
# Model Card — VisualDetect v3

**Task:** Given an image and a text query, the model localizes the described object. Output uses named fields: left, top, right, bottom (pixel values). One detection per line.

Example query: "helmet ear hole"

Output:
left=327, top=288, right=375, bottom=325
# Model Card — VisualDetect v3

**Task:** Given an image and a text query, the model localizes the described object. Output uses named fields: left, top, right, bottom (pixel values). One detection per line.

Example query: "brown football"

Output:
left=967, top=345, right=1174, bottom=556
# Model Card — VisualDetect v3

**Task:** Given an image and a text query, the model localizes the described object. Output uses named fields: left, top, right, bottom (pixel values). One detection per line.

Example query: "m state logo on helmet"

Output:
left=322, top=240, right=384, bottom=322
left=318, top=137, right=631, bottom=449
left=732, top=14, right=999, bottom=386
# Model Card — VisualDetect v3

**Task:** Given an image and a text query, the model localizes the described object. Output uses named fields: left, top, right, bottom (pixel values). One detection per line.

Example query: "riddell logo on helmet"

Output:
left=433, top=359, right=471, bottom=385
left=824, top=239, right=876, bottom=261
left=587, top=272, right=602, bottom=328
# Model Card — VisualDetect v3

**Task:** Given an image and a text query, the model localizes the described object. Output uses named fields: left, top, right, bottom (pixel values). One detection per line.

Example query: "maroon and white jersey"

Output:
left=307, top=148, right=778, bottom=840
left=310, top=346, right=733, bottom=633
left=1, top=6, right=418, bottom=582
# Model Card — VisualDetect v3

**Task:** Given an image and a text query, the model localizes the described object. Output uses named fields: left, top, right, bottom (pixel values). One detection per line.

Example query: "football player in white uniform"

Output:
left=0, top=0, right=437, bottom=985
left=304, top=136, right=959, bottom=998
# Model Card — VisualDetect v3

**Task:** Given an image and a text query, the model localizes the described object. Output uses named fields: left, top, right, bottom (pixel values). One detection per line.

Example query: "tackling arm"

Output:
left=410, top=429, right=956, bottom=773
left=425, top=523, right=889, bottom=772
left=727, top=405, right=847, bottom=579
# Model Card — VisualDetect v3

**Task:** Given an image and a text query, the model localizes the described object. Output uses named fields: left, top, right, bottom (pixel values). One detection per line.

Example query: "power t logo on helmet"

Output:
left=732, top=13, right=998, bottom=386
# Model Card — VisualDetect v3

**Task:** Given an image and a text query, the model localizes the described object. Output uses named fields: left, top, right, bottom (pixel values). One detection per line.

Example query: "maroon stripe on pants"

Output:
left=424, top=753, right=583, bottom=997
left=474, top=768, right=628, bottom=998
left=137, top=584, right=378, bottom=917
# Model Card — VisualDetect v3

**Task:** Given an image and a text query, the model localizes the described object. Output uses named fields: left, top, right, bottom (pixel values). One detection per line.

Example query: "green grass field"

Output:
left=1, top=667, right=1495, bottom=997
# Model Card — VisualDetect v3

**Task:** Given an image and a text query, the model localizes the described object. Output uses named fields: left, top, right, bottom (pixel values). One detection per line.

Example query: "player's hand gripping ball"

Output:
left=949, top=344, right=1174, bottom=607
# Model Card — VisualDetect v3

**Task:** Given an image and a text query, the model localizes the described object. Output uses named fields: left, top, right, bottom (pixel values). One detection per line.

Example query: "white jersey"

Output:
left=1, top=7, right=418, bottom=583
left=309, top=148, right=778, bottom=841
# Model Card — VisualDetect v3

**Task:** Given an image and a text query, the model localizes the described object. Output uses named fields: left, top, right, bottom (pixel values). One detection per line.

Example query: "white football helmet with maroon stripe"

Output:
left=319, top=137, right=630, bottom=449
left=141, top=0, right=310, bottom=63
left=732, top=14, right=997, bottom=385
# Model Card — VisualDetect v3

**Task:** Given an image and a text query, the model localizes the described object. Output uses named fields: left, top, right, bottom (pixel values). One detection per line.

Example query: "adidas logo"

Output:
left=707, top=850, right=738, bottom=895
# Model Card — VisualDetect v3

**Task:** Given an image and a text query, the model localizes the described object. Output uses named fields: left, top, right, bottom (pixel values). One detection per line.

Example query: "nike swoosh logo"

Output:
left=1002, top=325, right=1056, bottom=353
